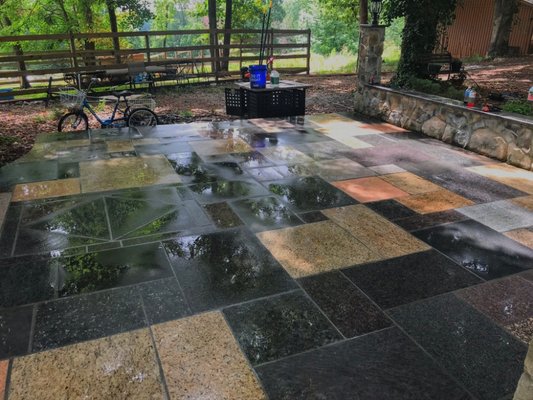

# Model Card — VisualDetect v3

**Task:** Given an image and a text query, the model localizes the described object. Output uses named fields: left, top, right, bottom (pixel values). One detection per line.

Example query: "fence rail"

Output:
left=0, top=28, right=311, bottom=100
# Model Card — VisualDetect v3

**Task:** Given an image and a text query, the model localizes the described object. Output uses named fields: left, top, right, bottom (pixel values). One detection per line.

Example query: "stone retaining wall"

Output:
left=354, top=84, right=533, bottom=170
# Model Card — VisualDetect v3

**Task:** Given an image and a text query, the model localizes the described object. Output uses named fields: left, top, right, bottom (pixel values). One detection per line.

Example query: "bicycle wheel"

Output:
left=127, top=108, right=158, bottom=127
left=58, top=111, right=88, bottom=132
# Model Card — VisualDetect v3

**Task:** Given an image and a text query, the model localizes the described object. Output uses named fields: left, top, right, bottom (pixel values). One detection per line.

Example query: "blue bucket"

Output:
left=249, top=65, right=267, bottom=89
left=0, top=88, right=14, bottom=100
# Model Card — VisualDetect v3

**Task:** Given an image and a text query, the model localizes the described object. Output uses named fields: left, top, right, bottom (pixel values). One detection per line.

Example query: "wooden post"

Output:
left=306, top=29, right=311, bottom=75
left=145, top=34, right=151, bottom=62
left=69, top=33, right=80, bottom=88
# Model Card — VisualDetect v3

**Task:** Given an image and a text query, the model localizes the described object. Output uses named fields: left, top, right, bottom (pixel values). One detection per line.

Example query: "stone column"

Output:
left=514, top=339, right=533, bottom=400
left=357, top=25, right=386, bottom=86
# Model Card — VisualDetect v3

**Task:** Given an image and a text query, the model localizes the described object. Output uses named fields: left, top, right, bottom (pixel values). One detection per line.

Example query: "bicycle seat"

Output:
left=112, top=90, right=133, bottom=98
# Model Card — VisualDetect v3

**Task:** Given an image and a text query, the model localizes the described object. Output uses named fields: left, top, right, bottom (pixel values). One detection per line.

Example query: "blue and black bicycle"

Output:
left=58, top=79, right=158, bottom=132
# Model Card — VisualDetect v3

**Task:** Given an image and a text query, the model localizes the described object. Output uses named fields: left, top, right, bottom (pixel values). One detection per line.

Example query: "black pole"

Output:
left=259, top=12, right=267, bottom=65
left=261, top=2, right=273, bottom=64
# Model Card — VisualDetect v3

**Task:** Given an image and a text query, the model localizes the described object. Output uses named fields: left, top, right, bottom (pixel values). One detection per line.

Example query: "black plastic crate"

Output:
left=225, top=88, right=247, bottom=116
left=247, top=89, right=306, bottom=118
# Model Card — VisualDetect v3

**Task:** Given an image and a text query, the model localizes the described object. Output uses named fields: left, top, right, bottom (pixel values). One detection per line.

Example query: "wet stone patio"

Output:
left=0, top=113, right=532, bottom=399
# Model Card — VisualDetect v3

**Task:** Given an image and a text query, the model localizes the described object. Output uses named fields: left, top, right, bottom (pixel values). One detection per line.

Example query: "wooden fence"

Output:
left=0, top=28, right=311, bottom=100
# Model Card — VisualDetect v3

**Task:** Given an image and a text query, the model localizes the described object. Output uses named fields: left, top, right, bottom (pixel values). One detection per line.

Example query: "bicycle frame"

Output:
left=80, top=97, right=129, bottom=128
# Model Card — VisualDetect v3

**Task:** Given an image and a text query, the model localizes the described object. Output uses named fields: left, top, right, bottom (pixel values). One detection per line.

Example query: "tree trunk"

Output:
left=208, top=0, right=219, bottom=73
left=1, top=13, right=31, bottom=88
left=82, top=0, right=97, bottom=66
left=106, top=0, right=122, bottom=64
left=488, top=0, right=519, bottom=58
left=359, top=0, right=368, bottom=25
left=221, top=0, right=232, bottom=71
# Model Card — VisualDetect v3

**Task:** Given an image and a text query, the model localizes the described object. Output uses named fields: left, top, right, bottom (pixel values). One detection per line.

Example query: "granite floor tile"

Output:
left=357, top=133, right=399, bottom=146
left=57, top=161, right=79, bottom=179
left=294, top=141, right=353, bottom=161
left=137, top=278, right=190, bottom=325
left=457, top=200, right=533, bottom=232
left=163, top=229, right=297, bottom=312
left=315, top=158, right=376, bottom=181
left=0, top=160, right=58, bottom=191
left=380, top=172, right=442, bottom=194
left=0, top=205, right=20, bottom=258
left=394, top=209, right=469, bottom=232
left=32, top=287, right=146, bottom=352
left=396, top=188, right=474, bottom=214
left=322, top=205, right=430, bottom=260
left=347, top=144, right=433, bottom=167
left=389, top=294, right=527, bottom=400
left=259, top=146, right=315, bottom=165
left=79, top=155, right=180, bottom=193
left=203, top=202, right=244, bottom=228
left=299, top=271, right=392, bottom=337
left=0, top=359, right=7, bottom=398
left=134, top=141, right=192, bottom=155
left=268, top=176, right=357, bottom=212
left=190, top=138, right=252, bottom=156
left=230, top=196, right=303, bottom=232
left=298, top=210, right=328, bottom=223
left=468, top=163, right=533, bottom=194
left=368, top=164, right=406, bottom=175
left=9, top=329, right=163, bottom=400
left=332, top=177, right=409, bottom=203
left=231, top=151, right=275, bottom=168
left=106, top=140, right=134, bottom=153
left=12, top=178, right=81, bottom=202
left=456, top=276, right=533, bottom=333
left=343, top=250, right=482, bottom=309
left=414, top=219, right=533, bottom=280
left=512, top=195, right=533, bottom=211
left=245, top=166, right=286, bottom=181
left=365, top=199, right=417, bottom=221
left=0, top=305, right=33, bottom=359
left=0, top=192, right=11, bottom=228
left=257, top=221, right=379, bottom=278
left=507, top=318, right=533, bottom=344
left=189, top=177, right=269, bottom=203
left=504, top=228, right=533, bottom=249
left=152, top=312, right=267, bottom=399
left=223, top=291, right=342, bottom=365
left=256, top=327, right=470, bottom=400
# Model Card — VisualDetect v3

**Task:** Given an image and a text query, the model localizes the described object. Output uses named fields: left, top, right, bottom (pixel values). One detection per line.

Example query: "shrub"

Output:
left=502, top=100, right=533, bottom=116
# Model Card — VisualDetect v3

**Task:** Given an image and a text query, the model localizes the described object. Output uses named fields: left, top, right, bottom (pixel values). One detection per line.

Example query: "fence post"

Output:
left=69, top=32, right=79, bottom=70
left=306, top=29, right=311, bottom=75
left=145, top=34, right=151, bottom=62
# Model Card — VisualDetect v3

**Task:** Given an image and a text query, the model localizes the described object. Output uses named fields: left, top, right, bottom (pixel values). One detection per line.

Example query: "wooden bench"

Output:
left=417, top=53, right=462, bottom=80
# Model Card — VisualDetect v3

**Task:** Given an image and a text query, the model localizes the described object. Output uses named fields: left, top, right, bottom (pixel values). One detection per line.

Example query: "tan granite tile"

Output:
left=380, top=172, right=442, bottom=194
left=328, top=133, right=373, bottom=149
left=257, top=221, right=379, bottom=278
left=512, top=196, right=533, bottom=212
left=249, top=118, right=295, bottom=133
left=12, top=178, right=81, bottom=202
left=107, top=140, right=135, bottom=153
left=190, top=138, right=252, bottom=156
left=0, top=192, right=11, bottom=226
left=396, top=188, right=474, bottom=214
left=0, top=360, right=8, bottom=400
left=259, top=146, right=315, bottom=165
left=333, top=177, right=409, bottom=203
left=504, top=229, right=533, bottom=249
left=80, top=155, right=180, bottom=193
left=8, top=329, right=163, bottom=400
left=322, top=205, right=430, bottom=260
left=468, top=163, right=533, bottom=194
left=359, top=123, right=408, bottom=133
left=506, top=317, right=533, bottom=344
left=133, top=138, right=161, bottom=145
left=152, top=312, right=266, bottom=400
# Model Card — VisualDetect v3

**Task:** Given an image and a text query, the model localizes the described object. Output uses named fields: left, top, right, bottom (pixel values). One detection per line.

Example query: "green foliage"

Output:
left=502, top=100, right=533, bottom=116
left=401, top=77, right=464, bottom=101
left=0, top=135, right=17, bottom=146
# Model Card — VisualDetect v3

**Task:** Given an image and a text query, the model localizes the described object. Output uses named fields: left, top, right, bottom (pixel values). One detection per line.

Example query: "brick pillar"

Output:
left=357, top=25, right=386, bottom=86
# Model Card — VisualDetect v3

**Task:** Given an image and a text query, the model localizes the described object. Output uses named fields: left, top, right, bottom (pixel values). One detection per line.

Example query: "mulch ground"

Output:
left=0, top=56, right=531, bottom=166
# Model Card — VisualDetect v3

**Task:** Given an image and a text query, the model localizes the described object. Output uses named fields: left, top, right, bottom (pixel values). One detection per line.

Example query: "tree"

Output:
left=488, top=0, right=519, bottom=58
left=208, top=0, right=218, bottom=72
left=360, top=0, right=368, bottom=24
left=221, top=0, right=232, bottom=71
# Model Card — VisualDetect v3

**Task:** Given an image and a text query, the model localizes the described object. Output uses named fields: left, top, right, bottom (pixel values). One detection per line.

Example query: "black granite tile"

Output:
left=394, top=210, right=469, bottom=231
left=298, top=211, right=328, bottom=223
left=107, top=185, right=185, bottom=204
left=14, top=229, right=95, bottom=256
left=0, top=160, right=58, bottom=191
left=268, top=176, right=357, bottom=212
left=366, top=199, right=417, bottom=221
left=299, top=271, right=392, bottom=337
left=163, top=229, right=297, bottom=313
left=231, top=151, right=275, bottom=168
left=32, top=287, right=146, bottom=352
left=57, top=143, right=109, bottom=163
left=0, top=305, right=33, bottom=359
left=245, top=166, right=286, bottom=182
left=137, top=278, right=190, bottom=325
left=223, top=290, right=341, bottom=365
left=134, top=141, right=192, bottom=155
left=57, top=243, right=173, bottom=297
left=0, top=254, right=56, bottom=308
left=414, top=220, right=533, bottom=280
left=256, top=327, right=471, bottom=400
left=166, top=152, right=209, bottom=184
left=203, top=202, right=244, bottom=228
left=230, top=196, right=303, bottom=232
left=189, top=178, right=269, bottom=203
left=389, top=294, right=527, bottom=400
left=57, top=162, right=80, bottom=179
left=342, top=250, right=482, bottom=309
